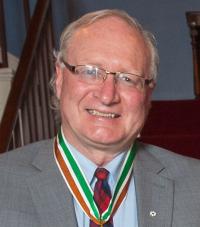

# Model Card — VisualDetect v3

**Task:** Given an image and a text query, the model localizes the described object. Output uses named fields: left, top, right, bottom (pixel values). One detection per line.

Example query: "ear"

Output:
left=146, top=79, right=156, bottom=97
left=144, top=83, right=156, bottom=111
left=55, top=63, right=63, bottom=99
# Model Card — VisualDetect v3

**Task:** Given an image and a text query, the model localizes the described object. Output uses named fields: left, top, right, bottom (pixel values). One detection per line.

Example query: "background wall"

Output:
left=4, top=0, right=200, bottom=100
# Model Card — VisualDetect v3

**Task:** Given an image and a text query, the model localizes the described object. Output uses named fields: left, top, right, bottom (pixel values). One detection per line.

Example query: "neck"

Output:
left=78, top=147, right=122, bottom=166
left=60, top=128, right=132, bottom=166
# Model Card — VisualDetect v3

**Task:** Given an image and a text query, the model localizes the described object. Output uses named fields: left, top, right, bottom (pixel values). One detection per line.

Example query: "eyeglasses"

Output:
left=61, top=59, right=154, bottom=91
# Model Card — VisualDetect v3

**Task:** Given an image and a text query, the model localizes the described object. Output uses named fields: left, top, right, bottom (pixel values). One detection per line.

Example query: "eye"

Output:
left=121, top=75, right=132, bottom=82
left=117, top=73, right=143, bottom=89
left=86, top=67, right=98, bottom=76
left=76, top=66, right=100, bottom=79
left=118, top=73, right=136, bottom=84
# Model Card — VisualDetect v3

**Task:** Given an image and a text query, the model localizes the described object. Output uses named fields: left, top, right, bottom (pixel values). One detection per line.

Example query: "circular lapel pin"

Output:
left=150, top=211, right=157, bottom=217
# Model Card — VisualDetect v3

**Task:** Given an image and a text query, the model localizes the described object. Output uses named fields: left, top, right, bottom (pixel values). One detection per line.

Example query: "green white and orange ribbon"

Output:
left=54, top=128, right=137, bottom=225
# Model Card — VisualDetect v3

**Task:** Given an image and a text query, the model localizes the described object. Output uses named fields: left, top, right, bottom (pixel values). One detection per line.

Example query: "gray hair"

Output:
left=50, top=9, right=159, bottom=112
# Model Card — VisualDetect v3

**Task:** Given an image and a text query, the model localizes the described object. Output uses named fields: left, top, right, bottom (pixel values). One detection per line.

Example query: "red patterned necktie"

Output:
left=90, top=168, right=113, bottom=227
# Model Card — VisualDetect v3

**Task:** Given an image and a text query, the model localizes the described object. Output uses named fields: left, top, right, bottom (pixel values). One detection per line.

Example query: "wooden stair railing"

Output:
left=186, top=11, right=200, bottom=99
left=0, top=0, right=8, bottom=68
left=23, top=0, right=31, bottom=31
left=0, top=0, right=56, bottom=153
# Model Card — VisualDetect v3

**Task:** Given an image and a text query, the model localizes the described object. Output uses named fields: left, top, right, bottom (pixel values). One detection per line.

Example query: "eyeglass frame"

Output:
left=61, top=59, right=154, bottom=90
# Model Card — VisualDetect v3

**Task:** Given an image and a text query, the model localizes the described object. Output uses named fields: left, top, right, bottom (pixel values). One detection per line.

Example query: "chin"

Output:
left=86, top=132, right=127, bottom=147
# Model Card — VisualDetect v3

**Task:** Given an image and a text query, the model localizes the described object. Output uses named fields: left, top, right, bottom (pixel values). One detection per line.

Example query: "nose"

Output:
left=94, top=74, right=120, bottom=105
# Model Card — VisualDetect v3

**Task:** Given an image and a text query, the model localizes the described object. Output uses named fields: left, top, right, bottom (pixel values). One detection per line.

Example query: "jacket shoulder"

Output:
left=138, top=142, right=200, bottom=178
left=0, top=139, right=54, bottom=176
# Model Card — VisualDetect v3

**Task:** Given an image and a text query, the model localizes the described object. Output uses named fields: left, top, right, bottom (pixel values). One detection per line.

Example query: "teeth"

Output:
left=88, top=109, right=118, bottom=118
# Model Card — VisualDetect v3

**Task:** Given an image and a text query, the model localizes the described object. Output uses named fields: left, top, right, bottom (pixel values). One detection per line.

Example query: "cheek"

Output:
left=124, top=91, right=146, bottom=110
left=59, top=78, right=92, bottom=110
left=59, top=78, right=76, bottom=115
left=124, top=92, right=149, bottom=122
left=60, top=75, right=79, bottom=101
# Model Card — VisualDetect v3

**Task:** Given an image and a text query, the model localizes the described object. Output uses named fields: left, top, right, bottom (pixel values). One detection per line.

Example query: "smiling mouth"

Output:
left=87, top=109, right=120, bottom=119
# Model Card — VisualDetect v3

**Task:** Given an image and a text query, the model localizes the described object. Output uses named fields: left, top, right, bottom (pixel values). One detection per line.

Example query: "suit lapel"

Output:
left=134, top=144, right=174, bottom=227
left=26, top=145, right=78, bottom=227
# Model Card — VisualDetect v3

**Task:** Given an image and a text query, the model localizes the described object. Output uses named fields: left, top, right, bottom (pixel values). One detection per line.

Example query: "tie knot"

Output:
left=95, top=168, right=109, bottom=180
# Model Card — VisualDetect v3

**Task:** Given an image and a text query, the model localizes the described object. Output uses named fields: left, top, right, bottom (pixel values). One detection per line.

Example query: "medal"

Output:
left=54, top=128, right=137, bottom=225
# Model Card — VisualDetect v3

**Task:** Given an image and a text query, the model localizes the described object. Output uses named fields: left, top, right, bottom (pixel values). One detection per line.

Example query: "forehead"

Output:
left=68, top=16, right=146, bottom=47
left=66, top=16, right=150, bottom=70
left=80, top=16, right=138, bottom=36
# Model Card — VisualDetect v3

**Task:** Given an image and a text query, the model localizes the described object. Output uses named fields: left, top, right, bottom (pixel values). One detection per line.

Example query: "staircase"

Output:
left=0, top=0, right=56, bottom=152
left=0, top=52, right=18, bottom=121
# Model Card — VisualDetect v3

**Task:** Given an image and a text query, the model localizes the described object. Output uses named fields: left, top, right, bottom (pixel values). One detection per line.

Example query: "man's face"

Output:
left=55, top=16, right=153, bottom=154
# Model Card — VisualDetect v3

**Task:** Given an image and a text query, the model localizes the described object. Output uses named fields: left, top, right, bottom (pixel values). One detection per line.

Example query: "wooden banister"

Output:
left=0, top=0, right=8, bottom=68
left=186, top=11, right=200, bottom=99
left=23, top=0, right=31, bottom=30
left=0, top=0, right=56, bottom=153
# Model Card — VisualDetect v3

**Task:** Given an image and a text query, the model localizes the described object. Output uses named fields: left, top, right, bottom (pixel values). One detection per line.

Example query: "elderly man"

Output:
left=0, top=9, right=200, bottom=227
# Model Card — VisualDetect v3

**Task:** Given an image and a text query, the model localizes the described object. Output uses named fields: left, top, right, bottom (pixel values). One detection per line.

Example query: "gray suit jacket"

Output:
left=0, top=139, right=200, bottom=227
